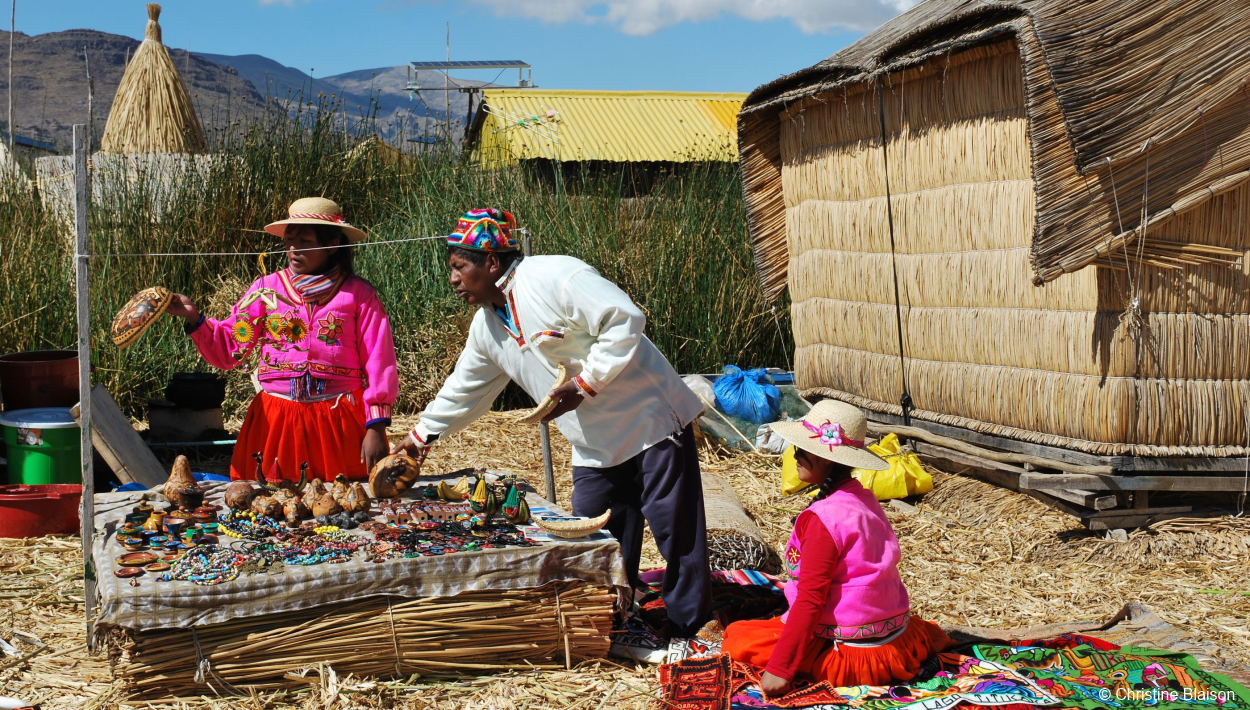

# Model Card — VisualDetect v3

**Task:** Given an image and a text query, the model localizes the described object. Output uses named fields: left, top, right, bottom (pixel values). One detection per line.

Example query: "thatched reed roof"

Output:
left=100, top=4, right=205, bottom=154
left=740, top=0, right=1250, bottom=296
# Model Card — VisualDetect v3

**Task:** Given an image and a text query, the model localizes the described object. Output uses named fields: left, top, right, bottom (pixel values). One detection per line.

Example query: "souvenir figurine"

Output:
left=331, top=473, right=352, bottom=503
left=163, top=455, right=203, bottom=511
left=251, top=494, right=282, bottom=519
left=469, top=474, right=497, bottom=515
left=368, top=454, right=421, bottom=499
left=312, top=490, right=343, bottom=518
left=272, top=463, right=307, bottom=505
left=304, top=477, right=328, bottom=502
left=341, top=482, right=371, bottom=514
left=501, top=480, right=530, bottom=524
left=283, top=493, right=311, bottom=523
left=437, top=476, right=470, bottom=502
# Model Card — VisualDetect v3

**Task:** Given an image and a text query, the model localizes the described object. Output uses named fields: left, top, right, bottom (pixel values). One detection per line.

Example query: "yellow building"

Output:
left=467, top=90, right=746, bottom=168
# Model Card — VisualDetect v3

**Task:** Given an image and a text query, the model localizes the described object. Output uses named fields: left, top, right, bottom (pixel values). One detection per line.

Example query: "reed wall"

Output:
left=781, top=40, right=1250, bottom=455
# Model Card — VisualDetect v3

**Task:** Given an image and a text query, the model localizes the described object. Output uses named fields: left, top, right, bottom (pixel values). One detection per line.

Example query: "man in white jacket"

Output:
left=393, top=208, right=711, bottom=635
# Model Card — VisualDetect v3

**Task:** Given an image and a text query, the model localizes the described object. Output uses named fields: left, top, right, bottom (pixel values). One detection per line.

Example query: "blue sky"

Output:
left=10, top=0, right=911, bottom=92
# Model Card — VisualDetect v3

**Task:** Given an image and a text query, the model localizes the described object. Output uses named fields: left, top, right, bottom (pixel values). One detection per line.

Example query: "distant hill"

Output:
left=0, top=27, right=481, bottom=153
left=0, top=28, right=273, bottom=152
left=197, top=52, right=483, bottom=144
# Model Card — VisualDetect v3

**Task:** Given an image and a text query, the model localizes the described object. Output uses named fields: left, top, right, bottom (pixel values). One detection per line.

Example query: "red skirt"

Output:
left=723, top=615, right=952, bottom=687
left=229, top=390, right=369, bottom=483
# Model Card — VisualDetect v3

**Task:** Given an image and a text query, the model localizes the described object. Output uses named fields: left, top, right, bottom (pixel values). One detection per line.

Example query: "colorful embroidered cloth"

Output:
left=636, top=568, right=788, bottom=633
left=660, top=634, right=1250, bottom=710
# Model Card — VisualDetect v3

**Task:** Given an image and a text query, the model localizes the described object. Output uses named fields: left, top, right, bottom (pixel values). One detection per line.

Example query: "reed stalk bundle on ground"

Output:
left=738, top=0, right=1250, bottom=457
left=109, top=581, right=614, bottom=699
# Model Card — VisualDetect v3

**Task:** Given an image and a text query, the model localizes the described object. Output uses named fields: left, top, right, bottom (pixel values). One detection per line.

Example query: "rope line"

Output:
left=876, top=77, right=914, bottom=427
left=95, top=234, right=448, bottom=258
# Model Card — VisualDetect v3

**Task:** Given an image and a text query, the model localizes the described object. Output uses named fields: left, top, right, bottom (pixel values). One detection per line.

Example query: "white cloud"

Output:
left=457, top=0, right=918, bottom=35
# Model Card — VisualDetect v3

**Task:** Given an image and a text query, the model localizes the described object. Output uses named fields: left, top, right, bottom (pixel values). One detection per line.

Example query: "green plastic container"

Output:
left=0, top=408, right=82, bottom=485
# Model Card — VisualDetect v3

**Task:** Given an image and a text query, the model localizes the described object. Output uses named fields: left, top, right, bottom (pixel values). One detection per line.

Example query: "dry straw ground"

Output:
left=2, top=412, right=1248, bottom=709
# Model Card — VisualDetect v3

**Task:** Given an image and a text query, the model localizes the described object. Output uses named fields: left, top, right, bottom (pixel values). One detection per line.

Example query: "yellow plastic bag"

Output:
left=780, top=434, right=932, bottom=500
left=852, top=433, right=933, bottom=501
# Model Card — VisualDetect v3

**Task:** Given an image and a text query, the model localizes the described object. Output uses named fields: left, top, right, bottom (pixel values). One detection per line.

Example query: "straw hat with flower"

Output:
left=771, top=400, right=889, bottom=471
left=265, top=197, right=367, bottom=243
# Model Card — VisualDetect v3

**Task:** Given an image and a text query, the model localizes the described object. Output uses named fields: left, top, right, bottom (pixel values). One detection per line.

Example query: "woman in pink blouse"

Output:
left=165, top=197, right=398, bottom=482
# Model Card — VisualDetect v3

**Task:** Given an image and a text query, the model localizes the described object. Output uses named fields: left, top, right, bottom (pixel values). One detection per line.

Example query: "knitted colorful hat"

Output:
left=447, top=208, right=518, bottom=252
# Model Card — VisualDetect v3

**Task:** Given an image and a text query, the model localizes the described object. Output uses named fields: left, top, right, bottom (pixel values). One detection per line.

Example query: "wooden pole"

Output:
left=82, top=48, right=92, bottom=153
left=521, top=228, right=557, bottom=502
left=444, top=23, right=450, bottom=147
left=72, top=124, right=96, bottom=648
left=8, top=0, right=14, bottom=162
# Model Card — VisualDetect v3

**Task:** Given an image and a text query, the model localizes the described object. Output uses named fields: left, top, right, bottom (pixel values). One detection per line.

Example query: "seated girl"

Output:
left=724, top=400, right=951, bottom=697
left=166, top=197, right=398, bottom=482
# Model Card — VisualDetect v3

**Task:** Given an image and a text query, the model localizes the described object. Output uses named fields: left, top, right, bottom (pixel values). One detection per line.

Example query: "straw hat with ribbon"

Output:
left=770, top=400, right=889, bottom=471
left=265, top=197, right=366, bottom=243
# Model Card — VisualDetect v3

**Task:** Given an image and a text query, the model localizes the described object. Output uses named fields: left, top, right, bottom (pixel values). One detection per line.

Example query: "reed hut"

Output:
left=739, top=0, right=1250, bottom=461
left=99, top=3, right=205, bottom=154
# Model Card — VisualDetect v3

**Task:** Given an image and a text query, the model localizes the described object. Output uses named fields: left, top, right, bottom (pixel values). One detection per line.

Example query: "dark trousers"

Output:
left=572, top=424, right=711, bottom=635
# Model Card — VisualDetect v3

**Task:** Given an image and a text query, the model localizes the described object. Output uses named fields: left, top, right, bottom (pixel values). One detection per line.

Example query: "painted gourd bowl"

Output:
left=111, top=286, right=175, bottom=349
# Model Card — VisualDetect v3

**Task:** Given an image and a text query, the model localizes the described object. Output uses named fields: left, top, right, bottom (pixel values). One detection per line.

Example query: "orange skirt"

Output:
left=723, top=615, right=952, bottom=687
left=229, top=390, right=369, bottom=483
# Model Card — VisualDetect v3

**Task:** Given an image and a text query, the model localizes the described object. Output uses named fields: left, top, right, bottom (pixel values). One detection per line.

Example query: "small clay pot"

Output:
left=122, top=539, right=146, bottom=552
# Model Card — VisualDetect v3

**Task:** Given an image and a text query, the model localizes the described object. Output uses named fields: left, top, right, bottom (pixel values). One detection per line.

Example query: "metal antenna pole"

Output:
left=73, top=124, right=96, bottom=648
left=522, top=229, right=557, bottom=502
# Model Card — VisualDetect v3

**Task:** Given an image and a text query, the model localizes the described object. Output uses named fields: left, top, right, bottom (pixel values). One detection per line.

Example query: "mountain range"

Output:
left=0, top=28, right=482, bottom=151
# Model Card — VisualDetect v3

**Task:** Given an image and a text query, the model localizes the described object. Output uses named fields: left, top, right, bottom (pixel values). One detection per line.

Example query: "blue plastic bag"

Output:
left=713, top=365, right=781, bottom=424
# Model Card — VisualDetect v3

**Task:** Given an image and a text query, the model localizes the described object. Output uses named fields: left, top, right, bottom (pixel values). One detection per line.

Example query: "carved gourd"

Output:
left=369, top=454, right=421, bottom=499
left=163, top=455, right=203, bottom=511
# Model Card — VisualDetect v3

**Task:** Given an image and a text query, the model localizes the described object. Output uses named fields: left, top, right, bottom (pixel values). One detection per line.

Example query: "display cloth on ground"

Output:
left=92, top=473, right=628, bottom=633
left=658, top=603, right=1250, bottom=710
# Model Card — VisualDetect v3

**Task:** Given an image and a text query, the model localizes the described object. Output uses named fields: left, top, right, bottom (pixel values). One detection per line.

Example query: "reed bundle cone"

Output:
left=743, top=36, right=1250, bottom=456
left=108, top=581, right=615, bottom=699
left=99, top=4, right=206, bottom=154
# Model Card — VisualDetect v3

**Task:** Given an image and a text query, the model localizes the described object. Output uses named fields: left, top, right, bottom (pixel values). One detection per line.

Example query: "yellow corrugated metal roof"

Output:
left=472, top=90, right=747, bottom=166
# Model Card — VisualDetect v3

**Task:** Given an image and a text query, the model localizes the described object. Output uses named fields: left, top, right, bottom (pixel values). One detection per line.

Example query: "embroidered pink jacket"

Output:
left=188, top=270, right=399, bottom=425
left=781, top=478, right=910, bottom=638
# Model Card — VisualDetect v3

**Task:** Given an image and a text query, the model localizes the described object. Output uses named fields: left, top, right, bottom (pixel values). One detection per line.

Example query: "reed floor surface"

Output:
left=1, top=411, right=1247, bottom=708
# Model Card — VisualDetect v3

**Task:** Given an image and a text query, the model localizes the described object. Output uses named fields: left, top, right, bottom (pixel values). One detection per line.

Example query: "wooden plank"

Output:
left=865, top=410, right=1119, bottom=468
left=1084, top=510, right=1207, bottom=532
left=866, top=409, right=1250, bottom=473
left=71, top=385, right=167, bottom=489
left=1044, top=488, right=1119, bottom=511
left=1020, top=472, right=1250, bottom=492
left=1085, top=503, right=1190, bottom=519
left=912, top=441, right=1027, bottom=477
left=1118, top=457, right=1250, bottom=473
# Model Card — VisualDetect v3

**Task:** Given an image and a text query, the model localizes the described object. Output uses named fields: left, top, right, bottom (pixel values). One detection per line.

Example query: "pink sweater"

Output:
left=781, top=478, right=910, bottom=639
left=188, top=270, right=398, bottom=425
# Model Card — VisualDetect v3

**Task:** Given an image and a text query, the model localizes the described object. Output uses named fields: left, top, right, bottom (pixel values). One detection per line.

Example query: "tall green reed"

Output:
left=0, top=101, right=790, bottom=419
